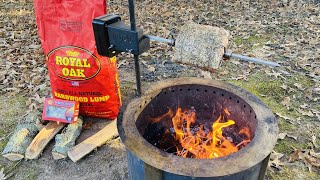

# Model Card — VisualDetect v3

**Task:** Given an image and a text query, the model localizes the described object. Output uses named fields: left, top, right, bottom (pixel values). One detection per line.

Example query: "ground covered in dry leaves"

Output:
left=0, top=0, right=319, bottom=179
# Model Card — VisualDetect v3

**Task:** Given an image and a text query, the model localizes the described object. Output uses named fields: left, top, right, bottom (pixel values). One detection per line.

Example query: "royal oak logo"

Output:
left=47, top=46, right=101, bottom=81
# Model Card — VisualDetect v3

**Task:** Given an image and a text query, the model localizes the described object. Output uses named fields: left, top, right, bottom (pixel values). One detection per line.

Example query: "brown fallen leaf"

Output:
left=265, top=71, right=283, bottom=78
left=310, top=150, right=320, bottom=159
left=286, top=134, right=298, bottom=141
left=280, top=97, right=291, bottom=110
left=305, top=155, right=320, bottom=167
left=278, top=132, right=287, bottom=140
left=275, top=113, right=296, bottom=124
left=311, top=135, right=318, bottom=149
left=0, top=168, right=5, bottom=180
left=280, top=84, right=288, bottom=90
left=293, top=83, right=305, bottom=91
left=200, top=70, right=212, bottom=79
left=288, top=148, right=320, bottom=172
left=303, top=153, right=320, bottom=173
left=298, top=109, right=314, bottom=117
left=29, top=44, right=41, bottom=49
left=270, top=151, right=285, bottom=160
left=289, top=149, right=301, bottom=163
left=300, top=103, right=309, bottom=109
left=269, top=151, right=285, bottom=171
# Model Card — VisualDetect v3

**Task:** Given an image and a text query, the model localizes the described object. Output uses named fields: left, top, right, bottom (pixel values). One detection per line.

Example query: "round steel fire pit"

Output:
left=118, top=77, right=278, bottom=180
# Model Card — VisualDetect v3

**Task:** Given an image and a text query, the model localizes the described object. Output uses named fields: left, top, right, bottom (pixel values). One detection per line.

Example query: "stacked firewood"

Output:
left=2, top=111, right=117, bottom=162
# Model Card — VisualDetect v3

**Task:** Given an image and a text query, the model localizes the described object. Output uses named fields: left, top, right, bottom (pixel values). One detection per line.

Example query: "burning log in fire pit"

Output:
left=118, top=77, right=278, bottom=180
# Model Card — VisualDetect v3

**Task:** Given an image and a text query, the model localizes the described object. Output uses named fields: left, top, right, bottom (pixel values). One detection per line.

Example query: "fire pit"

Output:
left=118, top=77, right=278, bottom=179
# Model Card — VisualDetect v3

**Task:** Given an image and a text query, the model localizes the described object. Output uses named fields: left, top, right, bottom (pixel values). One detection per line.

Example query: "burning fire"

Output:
left=151, top=107, right=251, bottom=159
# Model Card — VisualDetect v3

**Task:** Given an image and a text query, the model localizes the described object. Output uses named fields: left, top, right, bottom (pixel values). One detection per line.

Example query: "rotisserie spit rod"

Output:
left=145, top=35, right=280, bottom=67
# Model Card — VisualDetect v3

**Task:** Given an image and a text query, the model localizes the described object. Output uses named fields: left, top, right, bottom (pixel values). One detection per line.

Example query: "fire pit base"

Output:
left=127, top=151, right=270, bottom=180
left=118, top=78, right=278, bottom=180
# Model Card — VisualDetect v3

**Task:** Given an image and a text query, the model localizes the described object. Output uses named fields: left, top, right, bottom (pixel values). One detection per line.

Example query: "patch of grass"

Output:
left=227, top=72, right=287, bottom=113
left=274, top=139, right=308, bottom=154
left=267, top=166, right=320, bottom=180
left=0, top=94, right=27, bottom=152
left=14, top=165, right=38, bottom=180
left=291, top=74, right=314, bottom=87
left=0, top=95, right=26, bottom=123
left=233, top=34, right=270, bottom=48
left=0, top=129, right=10, bottom=152
left=267, top=167, right=295, bottom=180
left=278, top=120, right=297, bottom=132
left=227, top=72, right=316, bottom=155
left=120, top=81, right=135, bottom=97
left=227, top=71, right=313, bottom=119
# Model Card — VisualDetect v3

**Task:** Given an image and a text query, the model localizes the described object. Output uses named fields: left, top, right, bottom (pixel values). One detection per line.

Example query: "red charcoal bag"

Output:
left=34, top=0, right=121, bottom=119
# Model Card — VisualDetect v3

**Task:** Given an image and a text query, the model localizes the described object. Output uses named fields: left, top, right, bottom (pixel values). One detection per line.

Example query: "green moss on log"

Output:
left=52, top=117, right=83, bottom=159
left=2, top=123, right=39, bottom=160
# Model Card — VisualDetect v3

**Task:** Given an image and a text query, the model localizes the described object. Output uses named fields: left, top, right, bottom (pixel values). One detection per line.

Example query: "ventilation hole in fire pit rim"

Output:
left=255, top=115, right=257, bottom=119
left=179, top=89, right=183, bottom=91
left=204, top=89, right=208, bottom=92
left=187, top=88, right=191, bottom=91
left=213, top=91, right=216, bottom=94
left=164, top=92, right=167, bottom=94
left=221, top=94, right=225, bottom=96
left=171, top=90, right=175, bottom=92
left=243, top=105, right=246, bottom=108
left=229, top=97, right=232, bottom=99
left=237, top=100, right=240, bottom=103
left=196, top=89, right=199, bottom=91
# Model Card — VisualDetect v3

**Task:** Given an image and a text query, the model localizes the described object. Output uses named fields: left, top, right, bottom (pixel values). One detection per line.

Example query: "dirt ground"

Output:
left=0, top=0, right=319, bottom=179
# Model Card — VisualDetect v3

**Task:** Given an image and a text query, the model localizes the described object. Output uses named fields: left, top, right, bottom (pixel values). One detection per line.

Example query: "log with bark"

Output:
left=2, top=111, right=42, bottom=161
left=52, top=116, right=83, bottom=160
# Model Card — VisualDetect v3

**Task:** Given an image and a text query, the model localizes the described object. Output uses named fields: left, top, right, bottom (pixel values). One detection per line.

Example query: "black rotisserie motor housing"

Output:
left=92, top=14, right=150, bottom=57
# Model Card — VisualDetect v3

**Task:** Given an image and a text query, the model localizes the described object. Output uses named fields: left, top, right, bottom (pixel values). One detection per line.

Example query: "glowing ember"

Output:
left=150, top=107, right=252, bottom=159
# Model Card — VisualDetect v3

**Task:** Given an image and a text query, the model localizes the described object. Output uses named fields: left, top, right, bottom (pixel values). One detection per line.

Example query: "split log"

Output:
left=2, top=111, right=41, bottom=161
left=68, top=119, right=118, bottom=162
left=173, top=21, right=230, bottom=70
left=52, top=117, right=83, bottom=160
left=25, top=121, right=66, bottom=159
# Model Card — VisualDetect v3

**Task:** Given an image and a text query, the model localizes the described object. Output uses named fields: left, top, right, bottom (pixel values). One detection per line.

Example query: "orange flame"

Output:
left=167, top=107, right=251, bottom=159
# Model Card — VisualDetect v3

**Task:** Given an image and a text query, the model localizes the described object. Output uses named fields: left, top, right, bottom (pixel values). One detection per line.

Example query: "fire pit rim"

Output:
left=119, top=77, right=278, bottom=177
